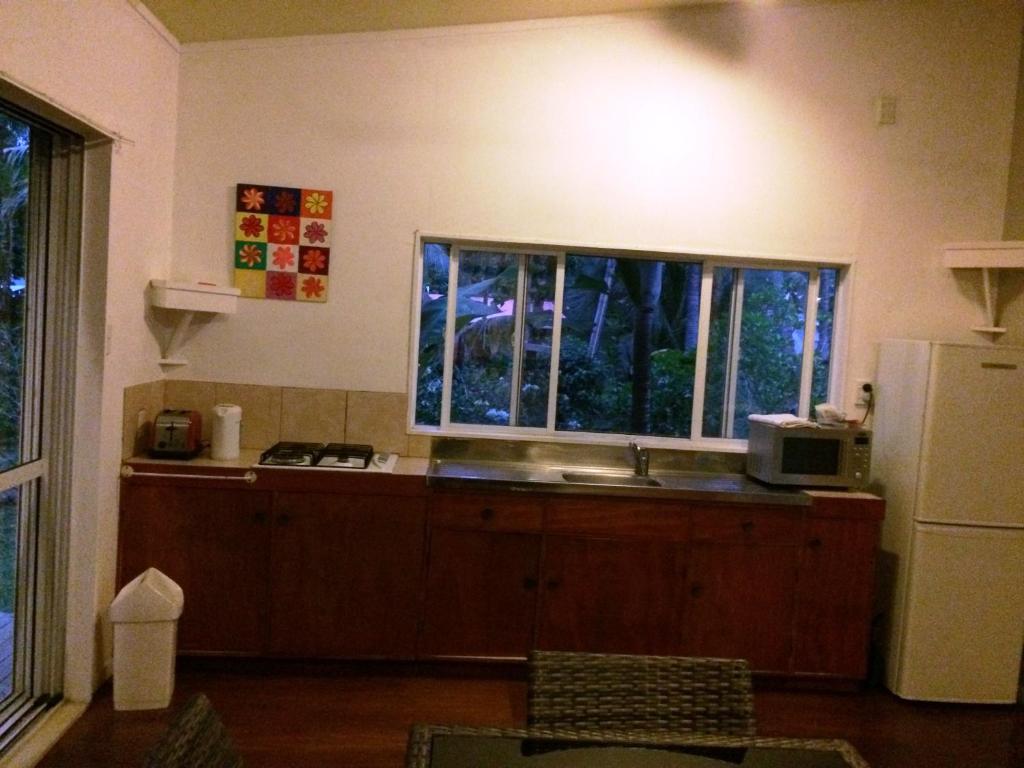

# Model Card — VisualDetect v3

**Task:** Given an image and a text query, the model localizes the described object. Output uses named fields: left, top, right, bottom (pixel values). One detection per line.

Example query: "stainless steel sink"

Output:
left=561, top=471, right=662, bottom=488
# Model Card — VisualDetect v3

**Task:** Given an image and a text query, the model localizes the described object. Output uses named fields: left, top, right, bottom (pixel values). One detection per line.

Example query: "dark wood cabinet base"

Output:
left=118, top=464, right=883, bottom=689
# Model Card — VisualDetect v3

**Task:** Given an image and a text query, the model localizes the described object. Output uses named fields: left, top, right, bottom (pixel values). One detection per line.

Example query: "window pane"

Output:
left=702, top=267, right=734, bottom=439
left=557, top=255, right=701, bottom=437
left=415, top=242, right=450, bottom=426
left=0, top=486, right=17, bottom=701
left=451, top=250, right=518, bottom=426
left=704, top=268, right=809, bottom=439
left=811, top=268, right=838, bottom=408
left=0, top=114, right=29, bottom=471
left=515, top=255, right=555, bottom=428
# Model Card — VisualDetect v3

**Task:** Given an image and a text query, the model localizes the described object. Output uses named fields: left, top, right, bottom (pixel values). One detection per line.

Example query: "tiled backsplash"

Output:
left=122, top=379, right=431, bottom=459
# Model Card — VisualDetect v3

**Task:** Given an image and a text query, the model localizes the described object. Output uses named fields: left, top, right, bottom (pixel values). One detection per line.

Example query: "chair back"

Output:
left=527, top=651, right=756, bottom=738
left=143, top=693, right=244, bottom=768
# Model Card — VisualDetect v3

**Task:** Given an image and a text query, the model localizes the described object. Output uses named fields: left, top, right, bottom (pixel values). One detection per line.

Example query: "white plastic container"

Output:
left=109, top=567, right=184, bottom=710
left=211, top=403, right=242, bottom=461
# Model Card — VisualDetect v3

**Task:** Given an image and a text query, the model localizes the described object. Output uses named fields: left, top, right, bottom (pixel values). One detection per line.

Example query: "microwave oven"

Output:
left=745, top=420, right=871, bottom=488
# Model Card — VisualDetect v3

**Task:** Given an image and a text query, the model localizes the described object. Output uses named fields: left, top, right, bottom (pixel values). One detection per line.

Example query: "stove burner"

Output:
left=258, top=442, right=375, bottom=469
left=258, top=442, right=323, bottom=466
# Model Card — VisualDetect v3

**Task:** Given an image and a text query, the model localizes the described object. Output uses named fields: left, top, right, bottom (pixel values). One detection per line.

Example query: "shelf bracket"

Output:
left=942, top=242, right=1023, bottom=338
left=160, top=310, right=195, bottom=366
left=973, top=268, right=1006, bottom=336
left=147, top=280, right=240, bottom=366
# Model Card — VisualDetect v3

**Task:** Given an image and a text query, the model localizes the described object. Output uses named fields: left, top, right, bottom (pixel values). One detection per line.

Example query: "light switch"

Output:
left=876, top=95, right=897, bottom=126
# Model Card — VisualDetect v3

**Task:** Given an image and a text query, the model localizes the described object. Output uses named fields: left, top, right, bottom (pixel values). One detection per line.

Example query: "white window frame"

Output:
left=0, top=100, right=81, bottom=749
left=408, top=232, right=852, bottom=452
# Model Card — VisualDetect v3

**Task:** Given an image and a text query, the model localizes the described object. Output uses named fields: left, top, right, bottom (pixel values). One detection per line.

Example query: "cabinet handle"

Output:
left=253, top=511, right=267, bottom=524
left=545, top=579, right=561, bottom=590
left=479, top=507, right=495, bottom=521
left=690, top=583, right=704, bottom=598
left=276, top=513, right=291, bottom=526
left=740, top=520, right=755, bottom=534
left=523, top=577, right=538, bottom=590
left=808, top=537, right=823, bottom=550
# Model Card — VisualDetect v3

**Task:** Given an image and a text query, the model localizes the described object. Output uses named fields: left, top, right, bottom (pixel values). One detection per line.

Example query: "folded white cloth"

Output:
left=748, top=413, right=816, bottom=427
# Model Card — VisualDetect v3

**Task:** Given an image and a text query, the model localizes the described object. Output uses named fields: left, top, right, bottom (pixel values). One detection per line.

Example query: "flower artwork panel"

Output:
left=234, top=183, right=331, bottom=301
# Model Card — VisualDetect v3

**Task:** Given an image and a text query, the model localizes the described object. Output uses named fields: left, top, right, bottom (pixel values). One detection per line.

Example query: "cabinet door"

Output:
left=419, top=528, right=541, bottom=658
left=118, top=482, right=271, bottom=654
left=791, top=517, right=880, bottom=677
left=268, top=492, right=426, bottom=658
left=683, top=543, right=799, bottom=671
left=536, top=535, right=689, bottom=656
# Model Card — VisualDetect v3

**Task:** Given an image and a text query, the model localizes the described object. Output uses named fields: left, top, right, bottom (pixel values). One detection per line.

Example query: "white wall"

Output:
left=0, top=0, right=179, bottom=698
left=172, top=0, right=1022, bottom=407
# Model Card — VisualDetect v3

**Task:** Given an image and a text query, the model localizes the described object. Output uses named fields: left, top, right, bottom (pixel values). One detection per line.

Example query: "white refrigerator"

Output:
left=873, top=339, right=1024, bottom=703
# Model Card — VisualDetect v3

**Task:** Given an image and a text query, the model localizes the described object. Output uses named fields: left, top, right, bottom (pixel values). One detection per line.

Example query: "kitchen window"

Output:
left=410, top=236, right=845, bottom=448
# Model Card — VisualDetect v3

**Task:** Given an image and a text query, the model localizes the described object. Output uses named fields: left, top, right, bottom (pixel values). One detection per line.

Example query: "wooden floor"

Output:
left=34, top=661, right=1023, bottom=768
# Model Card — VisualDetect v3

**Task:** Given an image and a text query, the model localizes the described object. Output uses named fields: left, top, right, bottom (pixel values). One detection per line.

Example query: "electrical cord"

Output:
left=859, top=383, right=874, bottom=426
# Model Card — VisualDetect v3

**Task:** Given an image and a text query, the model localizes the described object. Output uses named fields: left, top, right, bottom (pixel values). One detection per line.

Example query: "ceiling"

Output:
left=140, top=1, right=724, bottom=44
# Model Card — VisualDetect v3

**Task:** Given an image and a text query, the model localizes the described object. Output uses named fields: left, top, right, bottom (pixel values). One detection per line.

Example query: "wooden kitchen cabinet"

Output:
left=537, top=534, right=689, bottom=655
left=118, top=463, right=884, bottom=687
left=419, top=493, right=543, bottom=658
left=537, top=496, right=691, bottom=656
left=118, top=480, right=271, bottom=655
left=267, top=491, right=426, bottom=658
left=682, top=505, right=802, bottom=672
left=118, top=466, right=428, bottom=659
left=791, top=493, right=884, bottom=680
left=419, top=528, right=542, bottom=657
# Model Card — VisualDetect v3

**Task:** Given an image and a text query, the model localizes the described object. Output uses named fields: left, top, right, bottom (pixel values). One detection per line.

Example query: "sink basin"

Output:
left=561, top=471, right=662, bottom=488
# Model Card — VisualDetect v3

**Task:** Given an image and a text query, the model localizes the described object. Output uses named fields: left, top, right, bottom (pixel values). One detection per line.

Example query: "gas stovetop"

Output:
left=258, top=442, right=376, bottom=469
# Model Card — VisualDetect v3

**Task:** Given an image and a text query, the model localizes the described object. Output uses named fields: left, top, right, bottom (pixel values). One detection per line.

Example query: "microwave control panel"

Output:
left=849, top=431, right=872, bottom=485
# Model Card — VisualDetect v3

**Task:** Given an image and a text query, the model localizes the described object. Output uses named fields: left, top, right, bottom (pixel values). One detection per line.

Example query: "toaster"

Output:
left=150, top=409, right=203, bottom=458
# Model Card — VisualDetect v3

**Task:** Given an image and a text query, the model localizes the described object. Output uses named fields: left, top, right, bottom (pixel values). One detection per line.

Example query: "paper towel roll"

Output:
left=211, top=403, right=241, bottom=460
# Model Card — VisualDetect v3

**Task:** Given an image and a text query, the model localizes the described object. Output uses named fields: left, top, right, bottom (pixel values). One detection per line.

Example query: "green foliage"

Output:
left=649, top=348, right=695, bottom=437
left=416, top=245, right=829, bottom=443
left=1, top=115, right=29, bottom=469
left=0, top=490, right=15, bottom=612
left=0, top=114, right=29, bottom=613
left=556, top=336, right=630, bottom=432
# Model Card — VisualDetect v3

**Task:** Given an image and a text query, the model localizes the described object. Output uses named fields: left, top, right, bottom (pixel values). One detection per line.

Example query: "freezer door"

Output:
left=918, top=344, right=1024, bottom=527
left=890, top=523, right=1024, bottom=703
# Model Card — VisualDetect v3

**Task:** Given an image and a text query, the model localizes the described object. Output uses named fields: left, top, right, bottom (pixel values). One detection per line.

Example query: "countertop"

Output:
left=124, top=448, right=877, bottom=507
left=426, top=458, right=813, bottom=506
left=125, top=449, right=429, bottom=477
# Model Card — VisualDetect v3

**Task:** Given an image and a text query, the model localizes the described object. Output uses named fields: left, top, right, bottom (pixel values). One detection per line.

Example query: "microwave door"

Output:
left=781, top=435, right=843, bottom=484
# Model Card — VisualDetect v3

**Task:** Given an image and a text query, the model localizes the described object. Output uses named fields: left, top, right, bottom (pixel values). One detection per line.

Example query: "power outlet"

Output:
left=854, top=380, right=873, bottom=407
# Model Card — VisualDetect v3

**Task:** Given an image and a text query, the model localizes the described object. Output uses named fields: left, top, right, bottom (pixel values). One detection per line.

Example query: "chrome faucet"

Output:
left=629, top=441, right=650, bottom=477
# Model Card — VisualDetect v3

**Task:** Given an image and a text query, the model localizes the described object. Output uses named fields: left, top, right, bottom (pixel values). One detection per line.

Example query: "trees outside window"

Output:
left=412, top=238, right=843, bottom=445
left=0, top=99, right=82, bottom=744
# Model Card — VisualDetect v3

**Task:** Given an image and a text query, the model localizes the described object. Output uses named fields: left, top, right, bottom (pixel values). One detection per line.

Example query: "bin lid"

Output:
left=110, top=567, right=184, bottom=622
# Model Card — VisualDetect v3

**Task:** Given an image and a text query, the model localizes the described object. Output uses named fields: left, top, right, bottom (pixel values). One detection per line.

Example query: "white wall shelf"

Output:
left=147, top=280, right=240, bottom=365
left=943, top=241, right=1024, bottom=337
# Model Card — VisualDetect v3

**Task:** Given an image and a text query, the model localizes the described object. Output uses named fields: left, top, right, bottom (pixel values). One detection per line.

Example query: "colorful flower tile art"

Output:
left=233, top=183, right=332, bottom=301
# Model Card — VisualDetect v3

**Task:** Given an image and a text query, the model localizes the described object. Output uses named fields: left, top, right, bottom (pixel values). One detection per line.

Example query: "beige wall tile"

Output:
left=164, top=379, right=218, bottom=441
left=121, top=380, right=164, bottom=458
left=280, top=387, right=348, bottom=443
left=345, top=391, right=409, bottom=455
left=406, top=434, right=433, bottom=458
left=214, top=382, right=282, bottom=449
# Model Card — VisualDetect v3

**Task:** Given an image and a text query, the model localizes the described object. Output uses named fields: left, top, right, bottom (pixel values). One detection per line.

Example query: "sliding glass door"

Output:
left=0, top=100, right=81, bottom=750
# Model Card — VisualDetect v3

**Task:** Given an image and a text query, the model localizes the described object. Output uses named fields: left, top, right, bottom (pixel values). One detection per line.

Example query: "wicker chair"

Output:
left=526, top=651, right=756, bottom=738
left=143, top=693, right=244, bottom=768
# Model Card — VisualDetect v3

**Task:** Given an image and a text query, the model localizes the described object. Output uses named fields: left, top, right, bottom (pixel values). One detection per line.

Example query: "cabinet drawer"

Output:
left=691, top=505, right=802, bottom=544
left=428, top=493, right=543, bottom=532
left=545, top=497, right=691, bottom=541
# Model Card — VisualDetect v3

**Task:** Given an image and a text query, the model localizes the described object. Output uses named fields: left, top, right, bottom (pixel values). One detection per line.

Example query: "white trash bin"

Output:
left=109, top=567, right=184, bottom=710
